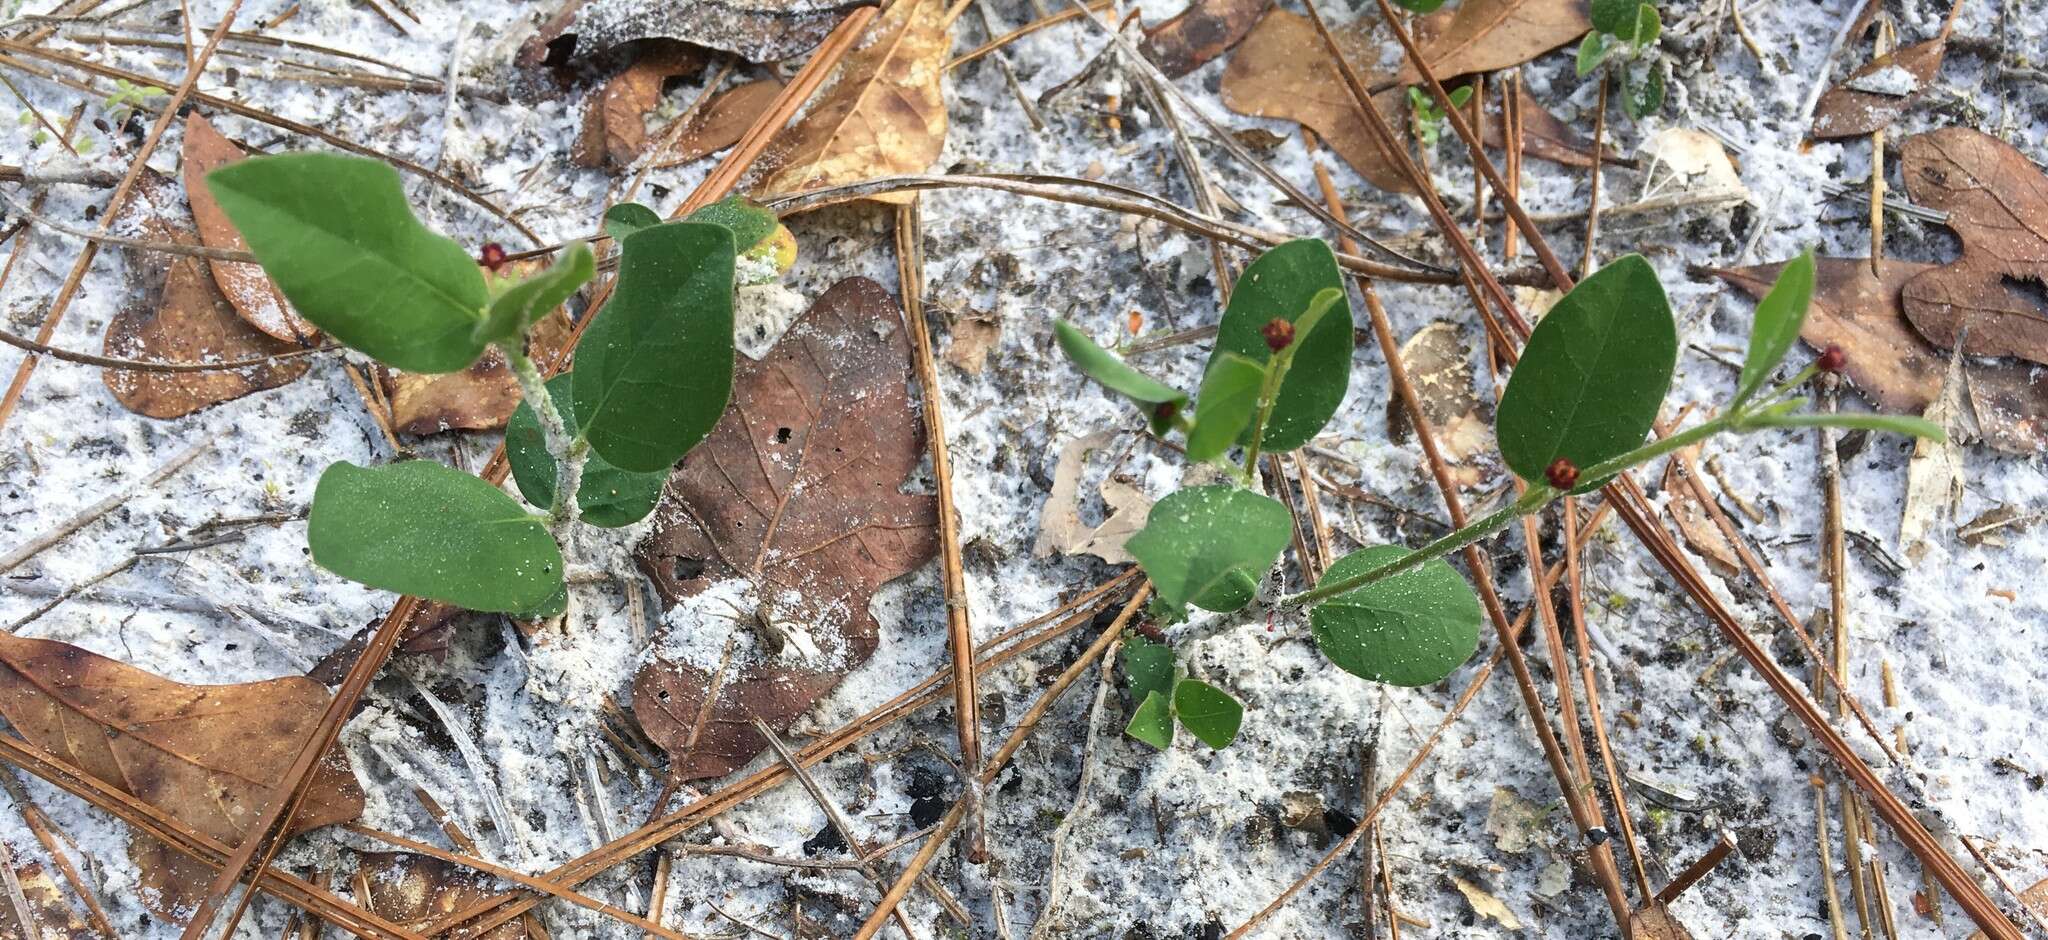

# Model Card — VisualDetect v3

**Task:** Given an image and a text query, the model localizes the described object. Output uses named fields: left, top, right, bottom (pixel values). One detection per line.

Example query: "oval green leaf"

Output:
left=206, top=153, right=489, bottom=373
left=684, top=196, right=778, bottom=253
left=573, top=222, right=737, bottom=474
left=506, top=373, right=668, bottom=527
left=1733, top=251, right=1814, bottom=404
left=603, top=203, right=662, bottom=242
left=1172, top=678, right=1242, bottom=748
left=1053, top=320, right=1187, bottom=434
left=1187, top=351, right=1266, bottom=461
left=1126, top=690, right=1174, bottom=749
left=1125, top=484, right=1291, bottom=618
left=1590, top=0, right=1640, bottom=35
left=478, top=242, right=595, bottom=345
left=1214, top=239, right=1351, bottom=452
left=1309, top=545, right=1482, bottom=687
left=1496, top=253, right=1675, bottom=488
left=309, top=461, right=564, bottom=613
left=1122, top=635, right=1176, bottom=703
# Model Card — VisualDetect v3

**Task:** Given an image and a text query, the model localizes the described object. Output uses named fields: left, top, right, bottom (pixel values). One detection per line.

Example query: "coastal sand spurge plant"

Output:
left=205, top=152, right=779, bottom=615
left=1058, top=243, right=1941, bottom=749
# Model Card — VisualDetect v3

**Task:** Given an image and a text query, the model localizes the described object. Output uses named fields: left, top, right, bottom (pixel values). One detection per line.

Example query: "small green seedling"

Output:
left=210, top=153, right=777, bottom=614
left=1579, top=0, right=1666, bottom=118
left=1408, top=84, right=1475, bottom=148
left=103, top=78, right=166, bottom=126
left=1390, top=0, right=1448, bottom=11
left=1058, top=245, right=1938, bottom=750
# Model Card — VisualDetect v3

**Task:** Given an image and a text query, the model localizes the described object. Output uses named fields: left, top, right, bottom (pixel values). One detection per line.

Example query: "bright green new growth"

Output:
left=1579, top=0, right=1665, bottom=117
left=1409, top=84, right=1476, bottom=148
left=1053, top=321, right=1188, bottom=434
left=309, top=461, right=563, bottom=613
left=1120, top=637, right=1244, bottom=749
left=1735, top=250, right=1815, bottom=406
left=211, top=152, right=748, bottom=614
left=207, top=153, right=492, bottom=373
left=1173, top=679, right=1243, bottom=749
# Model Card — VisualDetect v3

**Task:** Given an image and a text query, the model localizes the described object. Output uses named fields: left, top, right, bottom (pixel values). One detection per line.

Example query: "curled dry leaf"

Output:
left=571, top=40, right=704, bottom=170
left=1398, top=0, right=1591, bottom=84
left=1140, top=0, right=1271, bottom=78
left=353, top=853, right=523, bottom=939
left=632, top=277, right=938, bottom=780
left=1661, top=449, right=1739, bottom=577
left=1221, top=9, right=1413, bottom=195
left=1034, top=430, right=1152, bottom=566
left=1640, top=128, right=1748, bottom=203
left=651, top=78, right=784, bottom=168
left=1451, top=875, right=1523, bottom=930
left=0, top=861, right=95, bottom=940
left=523, top=0, right=863, bottom=66
left=181, top=113, right=317, bottom=343
left=1481, top=82, right=1621, bottom=169
left=1708, top=257, right=2048, bottom=455
left=1900, top=343, right=1966, bottom=566
left=0, top=634, right=364, bottom=921
left=376, top=292, right=574, bottom=436
left=102, top=172, right=310, bottom=419
left=1810, top=34, right=1949, bottom=139
left=752, top=0, right=949, bottom=206
left=1898, top=128, right=2048, bottom=365
left=1969, top=878, right=2048, bottom=940
left=1388, top=320, right=1491, bottom=486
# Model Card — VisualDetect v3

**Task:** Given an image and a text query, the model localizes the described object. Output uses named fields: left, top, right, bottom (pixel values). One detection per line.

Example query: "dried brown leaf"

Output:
left=752, top=0, right=950, bottom=206
left=1481, top=81, right=1615, bottom=169
left=652, top=78, right=784, bottom=168
left=1811, top=34, right=1948, bottom=139
left=1898, top=129, right=2048, bottom=365
left=1034, top=430, right=1150, bottom=566
left=1400, top=0, right=1590, bottom=84
left=375, top=268, right=574, bottom=435
left=572, top=41, right=703, bottom=170
left=354, top=853, right=523, bottom=939
left=1451, top=876, right=1522, bottom=929
left=1968, top=877, right=2048, bottom=940
left=181, top=113, right=316, bottom=343
left=101, top=172, right=310, bottom=420
left=0, top=634, right=363, bottom=921
left=1221, top=9, right=1413, bottom=195
left=0, top=861, right=95, bottom=940
left=1628, top=903, right=1695, bottom=940
left=1662, top=450, right=1739, bottom=577
left=524, top=0, right=863, bottom=66
left=1140, top=0, right=1271, bottom=78
left=632, top=277, right=938, bottom=780
left=1707, top=257, right=2048, bottom=455
left=1389, top=321, right=1491, bottom=484
left=942, top=311, right=1001, bottom=374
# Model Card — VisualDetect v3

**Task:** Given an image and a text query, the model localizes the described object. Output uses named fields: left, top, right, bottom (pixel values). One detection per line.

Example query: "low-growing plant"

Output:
left=207, top=152, right=786, bottom=615
left=1058, top=243, right=1938, bottom=749
left=1579, top=0, right=1667, bottom=119
left=1407, top=84, right=1475, bottom=148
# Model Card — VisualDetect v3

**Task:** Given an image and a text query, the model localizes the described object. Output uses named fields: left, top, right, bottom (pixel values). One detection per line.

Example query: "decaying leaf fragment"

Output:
left=1389, top=320, right=1491, bottom=486
left=101, top=172, right=310, bottom=419
left=1451, top=875, right=1523, bottom=929
left=753, top=0, right=950, bottom=206
left=633, top=277, right=938, bottom=780
left=0, top=861, right=95, bottom=940
left=523, top=0, right=864, bottom=66
left=1140, top=0, right=1271, bottom=78
left=1034, top=430, right=1152, bottom=565
left=354, top=853, right=523, bottom=939
left=1628, top=903, right=1696, bottom=939
left=572, top=41, right=703, bottom=170
left=1708, top=257, right=2048, bottom=455
left=1899, top=344, right=1967, bottom=566
left=1481, top=82, right=1618, bottom=169
left=1661, top=450, right=1739, bottom=577
left=1221, top=9, right=1413, bottom=195
left=1398, top=0, right=1590, bottom=84
left=376, top=299, right=575, bottom=436
left=181, top=113, right=317, bottom=343
left=1811, top=9, right=1957, bottom=139
left=1897, top=129, right=2048, bottom=366
left=0, top=634, right=364, bottom=921
left=651, top=78, right=783, bottom=168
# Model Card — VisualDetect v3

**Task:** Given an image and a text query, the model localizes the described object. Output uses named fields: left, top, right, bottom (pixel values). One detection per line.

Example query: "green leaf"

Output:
left=1187, top=351, right=1267, bottom=462
left=1391, top=0, right=1445, bottom=10
left=1734, top=251, right=1814, bottom=405
left=1054, top=321, right=1188, bottom=434
left=603, top=203, right=662, bottom=242
left=1126, top=690, right=1175, bottom=748
left=1495, top=253, right=1675, bottom=490
left=206, top=153, right=489, bottom=373
left=1447, top=85, right=1475, bottom=109
left=1576, top=32, right=1616, bottom=77
left=308, top=461, right=564, bottom=613
left=1630, top=2, right=1661, bottom=47
left=1122, top=635, right=1176, bottom=704
left=1623, top=65, right=1666, bottom=119
left=1172, top=679, right=1243, bottom=748
left=1126, top=484, right=1291, bottom=617
left=478, top=242, right=595, bottom=345
left=572, top=222, right=736, bottom=474
left=506, top=373, right=669, bottom=527
left=1589, top=0, right=1640, bottom=34
left=1309, top=545, right=1482, bottom=687
left=1746, top=412, right=1947, bottom=441
left=683, top=196, right=778, bottom=253
left=1213, top=239, right=1351, bottom=452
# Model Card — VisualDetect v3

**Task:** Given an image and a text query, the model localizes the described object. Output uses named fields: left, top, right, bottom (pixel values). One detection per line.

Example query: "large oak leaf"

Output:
left=181, top=113, right=318, bottom=344
left=1898, top=129, right=2048, bottom=365
left=633, top=277, right=937, bottom=780
left=1221, top=9, right=1413, bottom=195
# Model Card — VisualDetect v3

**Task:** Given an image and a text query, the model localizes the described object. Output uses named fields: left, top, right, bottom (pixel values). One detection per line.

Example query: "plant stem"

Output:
left=500, top=342, right=584, bottom=529
left=1283, top=484, right=1552, bottom=606
left=1241, top=289, right=1344, bottom=484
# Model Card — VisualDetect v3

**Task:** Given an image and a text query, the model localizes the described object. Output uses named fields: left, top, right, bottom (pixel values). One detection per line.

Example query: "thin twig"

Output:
left=0, top=435, right=214, bottom=575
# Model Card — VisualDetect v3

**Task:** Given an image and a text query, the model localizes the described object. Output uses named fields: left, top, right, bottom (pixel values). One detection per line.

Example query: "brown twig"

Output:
left=947, top=0, right=1113, bottom=70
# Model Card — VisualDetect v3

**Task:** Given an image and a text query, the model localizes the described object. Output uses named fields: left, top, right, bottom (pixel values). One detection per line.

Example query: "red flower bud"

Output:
left=1261, top=317, right=1296, bottom=352
left=479, top=242, right=509, bottom=272
left=1545, top=456, right=1579, bottom=491
left=1817, top=344, right=1846, bottom=374
left=1135, top=620, right=1165, bottom=642
left=1153, top=400, right=1179, bottom=425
